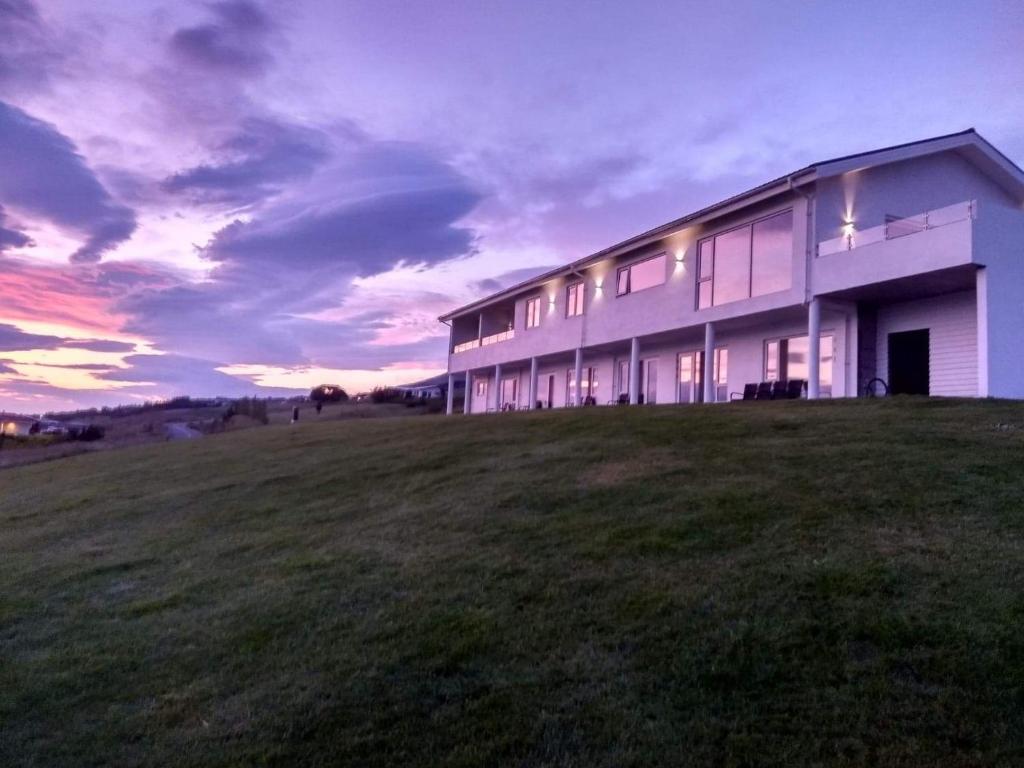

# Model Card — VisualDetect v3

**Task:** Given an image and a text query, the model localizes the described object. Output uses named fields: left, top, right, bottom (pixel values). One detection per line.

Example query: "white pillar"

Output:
left=976, top=267, right=989, bottom=397
left=464, top=370, right=471, bottom=414
left=529, top=357, right=539, bottom=409
left=846, top=306, right=859, bottom=399
left=574, top=348, right=584, bottom=406
left=493, top=363, right=502, bottom=411
left=446, top=373, right=455, bottom=415
left=629, top=337, right=640, bottom=405
left=808, top=298, right=821, bottom=399
left=703, top=322, right=716, bottom=403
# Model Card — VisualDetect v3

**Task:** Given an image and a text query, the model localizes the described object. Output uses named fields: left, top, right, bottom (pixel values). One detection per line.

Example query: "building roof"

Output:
left=439, top=129, right=1024, bottom=321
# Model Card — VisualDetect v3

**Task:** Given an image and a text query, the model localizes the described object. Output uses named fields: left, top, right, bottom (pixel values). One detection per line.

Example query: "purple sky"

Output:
left=1, top=0, right=1023, bottom=413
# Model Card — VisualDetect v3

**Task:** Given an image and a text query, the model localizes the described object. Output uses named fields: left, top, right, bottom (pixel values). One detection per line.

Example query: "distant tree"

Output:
left=310, top=385, right=349, bottom=404
left=369, top=386, right=402, bottom=404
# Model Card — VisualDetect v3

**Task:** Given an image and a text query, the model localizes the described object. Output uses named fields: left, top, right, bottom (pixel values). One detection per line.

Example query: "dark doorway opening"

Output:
left=888, top=329, right=930, bottom=395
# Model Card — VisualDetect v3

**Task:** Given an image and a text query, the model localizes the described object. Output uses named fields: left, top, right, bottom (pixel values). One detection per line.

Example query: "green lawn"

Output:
left=2, top=398, right=1023, bottom=767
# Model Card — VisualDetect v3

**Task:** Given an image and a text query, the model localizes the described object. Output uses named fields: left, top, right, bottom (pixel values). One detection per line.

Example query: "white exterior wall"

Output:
left=450, top=194, right=811, bottom=374
left=875, top=291, right=979, bottom=397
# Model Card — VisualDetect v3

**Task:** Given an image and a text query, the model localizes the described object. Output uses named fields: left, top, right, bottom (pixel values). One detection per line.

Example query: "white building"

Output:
left=440, top=130, right=1024, bottom=414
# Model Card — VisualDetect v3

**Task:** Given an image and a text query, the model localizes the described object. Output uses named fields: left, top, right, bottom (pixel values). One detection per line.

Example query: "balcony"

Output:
left=819, top=200, right=975, bottom=257
left=814, top=200, right=976, bottom=296
left=453, top=329, right=515, bottom=354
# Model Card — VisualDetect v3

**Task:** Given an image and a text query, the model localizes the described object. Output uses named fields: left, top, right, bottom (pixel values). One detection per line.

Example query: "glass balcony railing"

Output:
left=480, top=329, right=514, bottom=346
left=818, top=200, right=975, bottom=257
left=452, top=329, right=515, bottom=354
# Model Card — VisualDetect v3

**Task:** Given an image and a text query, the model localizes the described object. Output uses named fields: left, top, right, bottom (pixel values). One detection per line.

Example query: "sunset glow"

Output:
left=2, top=1, right=1022, bottom=414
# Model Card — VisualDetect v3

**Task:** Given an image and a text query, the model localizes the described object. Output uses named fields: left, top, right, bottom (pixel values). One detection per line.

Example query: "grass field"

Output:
left=2, top=398, right=1024, bottom=767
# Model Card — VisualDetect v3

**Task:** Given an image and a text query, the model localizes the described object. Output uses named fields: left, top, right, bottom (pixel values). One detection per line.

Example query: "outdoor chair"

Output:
left=731, top=383, right=757, bottom=401
left=786, top=379, right=806, bottom=399
left=770, top=380, right=788, bottom=400
left=755, top=382, right=773, bottom=400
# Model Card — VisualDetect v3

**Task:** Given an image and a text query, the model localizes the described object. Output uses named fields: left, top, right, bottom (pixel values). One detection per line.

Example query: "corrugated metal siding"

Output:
left=876, top=290, right=978, bottom=396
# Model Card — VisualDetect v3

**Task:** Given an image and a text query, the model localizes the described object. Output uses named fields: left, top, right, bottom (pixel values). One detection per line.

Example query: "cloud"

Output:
left=160, top=117, right=331, bottom=207
left=98, top=353, right=301, bottom=398
left=0, top=0, right=65, bottom=97
left=62, top=338, right=136, bottom=353
left=0, top=322, right=133, bottom=354
left=201, top=141, right=481, bottom=274
left=472, top=265, right=560, bottom=295
left=0, top=204, right=31, bottom=251
left=0, top=102, right=137, bottom=262
left=168, top=0, right=274, bottom=78
left=114, top=139, right=482, bottom=369
left=0, top=323, right=64, bottom=352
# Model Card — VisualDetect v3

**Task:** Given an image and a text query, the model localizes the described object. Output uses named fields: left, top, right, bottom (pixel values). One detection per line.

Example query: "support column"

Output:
left=574, top=348, right=584, bottom=406
left=464, top=370, right=471, bottom=414
left=846, top=305, right=859, bottom=399
left=977, top=267, right=989, bottom=397
left=493, top=363, right=502, bottom=411
left=808, top=297, right=821, bottom=399
left=703, top=322, right=716, bottom=403
left=529, top=357, right=539, bottom=409
left=629, top=337, right=640, bottom=405
left=446, top=373, right=455, bottom=415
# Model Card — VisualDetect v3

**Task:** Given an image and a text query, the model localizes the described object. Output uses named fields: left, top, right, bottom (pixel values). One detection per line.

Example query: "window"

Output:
left=617, top=360, right=630, bottom=400
left=566, top=282, right=585, bottom=317
left=567, top=367, right=599, bottom=404
left=683, top=349, right=728, bottom=402
left=616, top=253, right=666, bottom=296
left=765, top=333, right=834, bottom=396
left=714, top=348, right=728, bottom=402
left=500, top=377, right=518, bottom=409
left=697, top=209, right=793, bottom=308
left=525, top=297, right=541, bottom=329
left=643, top=359, right=658, bottom=404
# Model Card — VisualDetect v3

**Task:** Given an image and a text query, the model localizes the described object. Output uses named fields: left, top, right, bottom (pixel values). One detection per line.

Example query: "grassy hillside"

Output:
left=2, top=399, right=1023, bottom=767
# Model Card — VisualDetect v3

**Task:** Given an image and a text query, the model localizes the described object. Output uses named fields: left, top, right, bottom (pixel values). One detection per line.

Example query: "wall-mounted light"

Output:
left=674, top=249, right=685, bottom=263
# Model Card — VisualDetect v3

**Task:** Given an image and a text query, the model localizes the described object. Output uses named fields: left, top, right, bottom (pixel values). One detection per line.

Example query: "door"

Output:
left=678, top=353, right=696, bottom=403
left=888, top=329, right=929, bottom=395
left=545, top=374, right=555, bottom=408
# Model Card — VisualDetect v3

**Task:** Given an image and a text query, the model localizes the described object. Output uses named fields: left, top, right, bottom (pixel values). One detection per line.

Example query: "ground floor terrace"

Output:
left=446, top=268, right=983, bottom=415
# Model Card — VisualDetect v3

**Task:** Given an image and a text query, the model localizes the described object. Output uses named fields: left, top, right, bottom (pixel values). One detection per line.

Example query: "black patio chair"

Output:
left=770, top=380, right=788, bottom=400
left=755, top=382, right=773, bottom=400
left=786, top=379, right=806, bottom=399
left=731, top=383, right=757, bottom=401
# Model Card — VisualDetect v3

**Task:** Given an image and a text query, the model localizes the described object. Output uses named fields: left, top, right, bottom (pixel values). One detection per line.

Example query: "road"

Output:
left=164, top=422, right=202, bottom=440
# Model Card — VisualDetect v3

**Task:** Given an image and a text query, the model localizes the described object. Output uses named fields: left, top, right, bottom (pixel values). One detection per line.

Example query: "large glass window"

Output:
left=751, top=211, right=793, bottom=296
left=566, top=282, right=585, bottom=317
left=697, top=210, right=793, bottom=308
left=525, top=297, right=541, bottom=328
left=616, top=253, right=666, bottom=296
left=617, top=360, right=630, bottom=401
left=765, top=333, right=834, bottom=396
left=567, top=367, right=599, bottom=404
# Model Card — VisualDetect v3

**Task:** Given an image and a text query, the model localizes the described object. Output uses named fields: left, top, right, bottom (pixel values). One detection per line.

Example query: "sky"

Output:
left=1, top=0, right=1023, bottom=414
